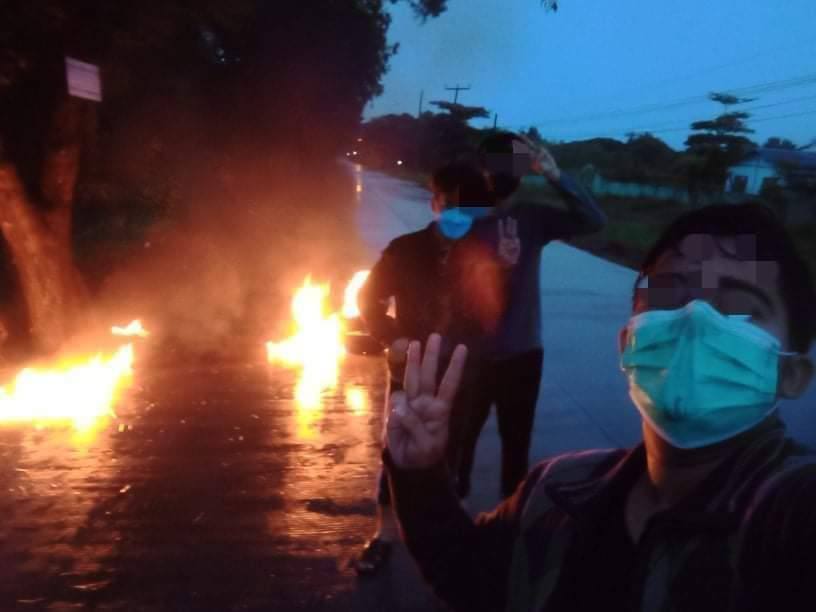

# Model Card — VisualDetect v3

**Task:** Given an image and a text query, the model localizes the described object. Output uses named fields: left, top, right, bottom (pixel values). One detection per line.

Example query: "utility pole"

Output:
left=418, top=90, right=424, bottom=117
left=493, top=113, right=498, bottom=129
left=444, top=83, right=471, bottom=104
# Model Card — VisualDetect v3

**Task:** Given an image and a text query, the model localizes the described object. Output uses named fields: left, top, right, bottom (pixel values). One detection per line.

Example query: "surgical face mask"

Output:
left=620, top=299, right=796, bottom=449
left=437, top=206, right=492, bottom=239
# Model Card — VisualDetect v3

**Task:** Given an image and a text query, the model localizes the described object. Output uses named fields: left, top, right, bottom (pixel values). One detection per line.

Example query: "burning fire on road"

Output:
left=266, top=271, right=374, bottom=437
left=0, top=321, right=147, bottom=434
left=267, top=277, right=345, bottom=411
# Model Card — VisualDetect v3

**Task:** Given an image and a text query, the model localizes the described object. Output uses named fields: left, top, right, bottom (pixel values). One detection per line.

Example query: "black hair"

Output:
left=430, top=161, right=494, bottom=206
left=634, top=203, right=816, bottom=352
left=476, top=131, right=526, bottom=200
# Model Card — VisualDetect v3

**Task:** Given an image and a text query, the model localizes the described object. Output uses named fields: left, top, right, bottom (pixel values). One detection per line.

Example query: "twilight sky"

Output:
left=365, top=0, right=816, bottom=150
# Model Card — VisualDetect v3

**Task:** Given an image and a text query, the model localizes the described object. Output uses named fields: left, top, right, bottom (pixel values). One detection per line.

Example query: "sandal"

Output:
left=353, top=537, right=393, bottom=575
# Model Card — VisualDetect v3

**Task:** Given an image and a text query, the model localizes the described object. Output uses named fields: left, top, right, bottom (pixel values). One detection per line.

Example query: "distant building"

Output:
left=725, top=148, right=816, bottom=195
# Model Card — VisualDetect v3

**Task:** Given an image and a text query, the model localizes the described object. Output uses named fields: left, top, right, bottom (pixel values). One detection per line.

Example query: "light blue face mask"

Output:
left=620, top=299, right=796, bottom=449
left=437, top=206, right=492, bottom=239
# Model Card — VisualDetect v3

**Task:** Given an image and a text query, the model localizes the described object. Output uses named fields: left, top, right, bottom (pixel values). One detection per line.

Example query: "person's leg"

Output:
left=354, top=377, right=402, bottom=574
left=494, top=349, right=543, bottom=499
left=453, top=367, right=494, bottom=499
left=373, top=469, right=399, bottom=540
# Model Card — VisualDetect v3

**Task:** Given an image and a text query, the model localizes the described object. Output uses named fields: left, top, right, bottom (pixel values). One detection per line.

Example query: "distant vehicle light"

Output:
left=352, top=151, right=358, bottom=156
left=357, top=138, right=363, bottom=142
left=397, top=160, right=403, bottom=166
left=346, top=152, right=351, bottom=156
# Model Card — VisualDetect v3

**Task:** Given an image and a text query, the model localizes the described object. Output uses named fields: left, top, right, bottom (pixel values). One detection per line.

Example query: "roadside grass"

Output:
left=565, top=196, right=687, bottom=271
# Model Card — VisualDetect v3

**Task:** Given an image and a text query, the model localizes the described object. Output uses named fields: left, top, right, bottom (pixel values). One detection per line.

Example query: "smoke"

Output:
left=89, top=122, right=368, bottom=356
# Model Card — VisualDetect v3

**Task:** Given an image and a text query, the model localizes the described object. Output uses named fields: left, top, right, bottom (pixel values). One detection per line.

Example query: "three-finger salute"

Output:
left=386, top=334, right=468, bottom=469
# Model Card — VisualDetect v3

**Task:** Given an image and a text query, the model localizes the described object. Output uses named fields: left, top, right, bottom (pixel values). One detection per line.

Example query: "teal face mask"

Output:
left=620, top=299, right=795, bottom=449
left=437, top=206, right=493, bottom=239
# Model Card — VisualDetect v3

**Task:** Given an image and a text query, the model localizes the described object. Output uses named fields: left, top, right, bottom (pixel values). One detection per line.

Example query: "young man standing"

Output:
left=384, top=203, right=816, bottom=611
left=455, top=132, right=606, bottom=500
left=353, top=161, right=507, bottom=574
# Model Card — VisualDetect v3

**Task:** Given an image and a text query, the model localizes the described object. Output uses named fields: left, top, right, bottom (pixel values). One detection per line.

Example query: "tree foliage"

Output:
left=764, top=137, right=798, bottom=150
left=396, top=0, right=449, bottom=19
left=709, top=92, right=756, bottom=108
left=429, top=101, right=491, bottom=122
left=685, top=103, right=757, bottom=195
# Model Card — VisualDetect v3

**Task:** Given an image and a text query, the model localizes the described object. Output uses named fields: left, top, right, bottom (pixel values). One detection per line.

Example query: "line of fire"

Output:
left=0, top=273, right=372, bottom=443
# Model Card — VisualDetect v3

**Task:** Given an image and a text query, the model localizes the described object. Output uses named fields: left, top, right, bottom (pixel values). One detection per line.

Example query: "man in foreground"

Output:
left=384, top=203, right=816, bottom=611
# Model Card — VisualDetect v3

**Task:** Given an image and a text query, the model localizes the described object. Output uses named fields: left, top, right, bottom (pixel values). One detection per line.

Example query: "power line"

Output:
left=562, top=108, right=816, bottom=141
left=750, top=107, right=816, bottom=123
left=642, top=37, right=816, bottom=94
left=520, top=72, right=816, bottom=127
left=739, top=93, right=816, bottom=114
left=558, top=93, right=816, bottom=137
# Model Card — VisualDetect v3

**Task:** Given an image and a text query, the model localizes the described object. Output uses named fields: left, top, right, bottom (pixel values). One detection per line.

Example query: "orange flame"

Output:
left=267, top=273, right=380, bottom=438
left=0, top=344, right=134, bottom=433
left=266, top=277, right=346, bottom=431
left=0, top=321, right=146, bottom=434
left=111, top=319, right=149, bottom=338
left=342, top=270, right=370, bottom=319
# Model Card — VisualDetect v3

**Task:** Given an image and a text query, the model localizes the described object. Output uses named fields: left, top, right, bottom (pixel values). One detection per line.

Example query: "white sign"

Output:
left=65, top=57, right=102, bottom=102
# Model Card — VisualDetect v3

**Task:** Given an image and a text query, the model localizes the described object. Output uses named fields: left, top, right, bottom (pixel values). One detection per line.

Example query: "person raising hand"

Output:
left=387, top=334, right=468, bottom=469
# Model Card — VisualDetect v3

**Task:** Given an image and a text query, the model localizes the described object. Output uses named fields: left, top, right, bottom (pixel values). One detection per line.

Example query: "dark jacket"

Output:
left=385, top=417, right=816, bottom=611
left=358, top=222, right=507, bottom=365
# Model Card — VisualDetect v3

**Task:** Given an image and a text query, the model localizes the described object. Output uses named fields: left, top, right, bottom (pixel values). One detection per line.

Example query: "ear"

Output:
left=617, top=326, right=629, bottom=354
left=778, top=354, right=815, bottom=399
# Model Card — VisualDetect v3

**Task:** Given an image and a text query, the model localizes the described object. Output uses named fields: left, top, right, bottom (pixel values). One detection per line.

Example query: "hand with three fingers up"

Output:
left=386, top=334, right=468, bottom=469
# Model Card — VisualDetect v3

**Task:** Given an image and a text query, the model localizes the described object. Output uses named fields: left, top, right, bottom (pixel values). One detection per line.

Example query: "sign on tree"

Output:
left=65, top=57, right=102, bottom=102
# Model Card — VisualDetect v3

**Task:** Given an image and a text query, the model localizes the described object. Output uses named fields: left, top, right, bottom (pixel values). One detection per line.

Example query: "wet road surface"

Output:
left=0, top=164, right=447, bottom=611
left=0, top=339, right=448, bottom=611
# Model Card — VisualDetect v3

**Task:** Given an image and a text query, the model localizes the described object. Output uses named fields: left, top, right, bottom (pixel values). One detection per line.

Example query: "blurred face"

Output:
left=633, top=234, right=788, bottom=345
left=510, top=140, right=534, bottom=176
left=483, top=139, right=532, bottom=179
left=624, top=232, right=813, bottom=402
left=430, top=180, right=457, bottom=215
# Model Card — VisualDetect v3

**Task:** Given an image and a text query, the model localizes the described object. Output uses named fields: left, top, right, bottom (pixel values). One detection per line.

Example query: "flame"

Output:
left=267, top=273, right=380, bottom=438
left=267, top=278, right=346, bottom=434
left=344, top=386, right=368, bottom=416
left=0, top=321, right=146, bottom=435
left=0, top=344, right=134, bottom=433
left=111, top=319, right=149, bottom=338
left=342, top=270, right=370, bottom=319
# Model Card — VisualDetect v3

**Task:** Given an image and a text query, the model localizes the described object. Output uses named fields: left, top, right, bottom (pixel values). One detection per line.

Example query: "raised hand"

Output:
left=386, top=334, right=468, bottom=469
left=516, top=134, right=561, bottom=181
left=497, top=217, right=521, bottom=267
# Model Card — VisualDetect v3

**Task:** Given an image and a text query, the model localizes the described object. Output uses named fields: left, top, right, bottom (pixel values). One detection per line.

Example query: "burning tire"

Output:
left=344, top=317, right=382, bottom=355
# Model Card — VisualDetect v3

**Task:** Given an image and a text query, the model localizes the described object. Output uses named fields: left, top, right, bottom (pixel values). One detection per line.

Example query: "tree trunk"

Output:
left=0, top=96, right=90, bottom=354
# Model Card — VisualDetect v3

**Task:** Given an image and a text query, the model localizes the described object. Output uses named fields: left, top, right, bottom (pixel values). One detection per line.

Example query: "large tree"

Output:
left=684, top=98, right=757, bottom=199
left=0, top=2, right=260, bottom=352
left=429, top=101, right=491, bottom=123
left=764, top=137, right=798, bottom=150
